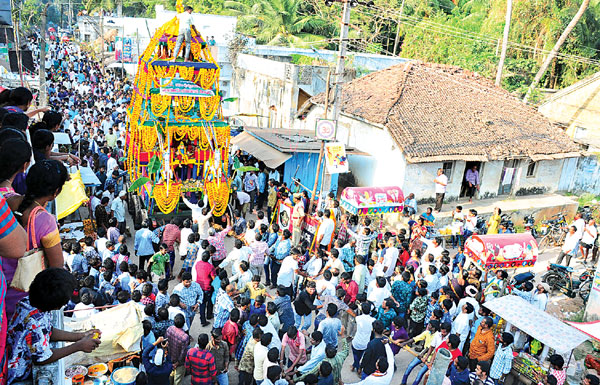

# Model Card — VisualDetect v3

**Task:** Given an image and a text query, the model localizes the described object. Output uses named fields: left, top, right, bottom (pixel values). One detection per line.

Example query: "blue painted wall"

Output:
left=565, top=156, right=600, bottom=195
left=282, top=152, right=338, bottom=197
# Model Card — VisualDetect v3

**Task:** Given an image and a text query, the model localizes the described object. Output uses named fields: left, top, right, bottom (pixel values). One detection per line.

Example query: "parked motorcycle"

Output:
left=523, top=214, right=538, bottom=238
left=500, top=213, right=515, bottom=233
left=541, top=262, right=594, bottom=303
left=538, top=213, right=568, bottom=253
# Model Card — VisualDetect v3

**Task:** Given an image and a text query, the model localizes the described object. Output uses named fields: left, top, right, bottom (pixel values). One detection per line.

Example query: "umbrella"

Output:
left=61, top=35, right=70, bottom=42
left=236, top=166, right=260, bottom=172
left=48, top=27, right=56, bottom=32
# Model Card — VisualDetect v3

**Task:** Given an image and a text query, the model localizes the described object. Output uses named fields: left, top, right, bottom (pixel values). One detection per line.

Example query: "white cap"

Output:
left=119, top=190, right=126, bottom=198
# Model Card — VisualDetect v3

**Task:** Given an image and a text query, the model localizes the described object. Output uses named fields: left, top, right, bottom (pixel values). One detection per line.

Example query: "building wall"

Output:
left=514, top=159, right=564, bottom=195
left=538, top=73, right=600, bottom=141
left=282, top=152, right=338, bottom=195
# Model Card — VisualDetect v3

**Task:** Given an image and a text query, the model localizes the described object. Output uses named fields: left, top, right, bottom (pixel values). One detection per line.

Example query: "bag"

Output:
left=10, top=206, right=49, bottom=291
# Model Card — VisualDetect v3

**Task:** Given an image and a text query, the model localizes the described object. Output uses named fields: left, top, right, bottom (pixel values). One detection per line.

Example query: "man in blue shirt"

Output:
left=142, top=337, right=173, bottom=385
left=446, top=356, right=470, bottom=385
left=318, top=304, right=343, bottom=348
left=270, top=229, right=291, bottom=287
left=135, top=219, right=160, bottom=274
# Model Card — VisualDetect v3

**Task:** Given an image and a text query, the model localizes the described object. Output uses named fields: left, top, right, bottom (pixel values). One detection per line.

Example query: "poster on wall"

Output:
left=324, top=142, right=349, bottom=174
left=277, top=202, right=294, bottom=233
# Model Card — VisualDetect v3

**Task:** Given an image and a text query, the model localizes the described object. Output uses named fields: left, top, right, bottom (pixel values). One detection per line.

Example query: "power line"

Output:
left=353, top=6, right=600, bottom=66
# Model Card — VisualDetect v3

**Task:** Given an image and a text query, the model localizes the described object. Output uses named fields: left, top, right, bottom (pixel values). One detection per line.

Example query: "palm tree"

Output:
left=523, top=0, right=591, bottom=102
left=224, top=0, right=331, bottom=47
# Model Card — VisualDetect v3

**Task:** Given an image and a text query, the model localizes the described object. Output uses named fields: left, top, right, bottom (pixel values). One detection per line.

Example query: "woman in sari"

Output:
left=410, top=217, right=427, bottom=253
left=4, top=160, right=69, bottom=320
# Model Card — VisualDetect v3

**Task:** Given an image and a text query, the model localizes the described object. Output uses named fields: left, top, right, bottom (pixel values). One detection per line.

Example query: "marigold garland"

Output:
left=153, top=183, right=182, bottom=213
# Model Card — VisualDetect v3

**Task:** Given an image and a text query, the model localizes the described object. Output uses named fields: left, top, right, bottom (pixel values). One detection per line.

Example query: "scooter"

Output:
left=542, top=262, right=594, bottom=302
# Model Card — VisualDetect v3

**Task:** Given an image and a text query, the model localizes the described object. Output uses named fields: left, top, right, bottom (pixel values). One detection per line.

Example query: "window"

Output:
left=526, top=161, right=537, bottom=177
left=442, top=161, right=454, bottom=180
left=84, top=34, right=90, bottom=42
left=575, top=126, right=588, bottom=139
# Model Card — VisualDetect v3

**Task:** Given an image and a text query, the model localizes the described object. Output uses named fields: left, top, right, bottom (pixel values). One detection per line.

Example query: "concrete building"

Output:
left=295, top=61, right=581, bottom=204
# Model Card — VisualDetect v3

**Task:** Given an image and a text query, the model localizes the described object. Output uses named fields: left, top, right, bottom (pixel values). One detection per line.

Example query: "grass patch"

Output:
left=578, top=193, right=600, bottom=207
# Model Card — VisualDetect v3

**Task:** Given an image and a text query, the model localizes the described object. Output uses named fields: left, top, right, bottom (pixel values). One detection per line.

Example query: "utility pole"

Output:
left=495, top=0, right=513, bottom=86
left=100, top=7, right=104, bottom=74
left=309, top=70, right=331, bottom=214
left=393, top=0, right=406, bottom=56
left=331, top=0, right=351, bottom=122
left=11, top=0, right=23, bottom=86
left=39, top=4, right=49, bottom=107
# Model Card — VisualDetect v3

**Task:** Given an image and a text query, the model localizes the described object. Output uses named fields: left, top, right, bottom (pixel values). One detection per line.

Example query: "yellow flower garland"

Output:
left=153, top=183, right=182, bottom=213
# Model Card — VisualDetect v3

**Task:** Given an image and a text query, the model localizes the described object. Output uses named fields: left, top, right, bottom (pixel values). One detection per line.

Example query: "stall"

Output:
left=464, top=233, right=539, bottom=270
left=339, top=186, right=404, bottom=215
left=57, top=169, right=95, bottom=241
left=484, top=295, right=589, bottom=384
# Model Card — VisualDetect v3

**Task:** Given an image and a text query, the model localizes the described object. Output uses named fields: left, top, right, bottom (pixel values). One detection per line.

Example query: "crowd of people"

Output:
left=0, top=32, right=596, bottom=385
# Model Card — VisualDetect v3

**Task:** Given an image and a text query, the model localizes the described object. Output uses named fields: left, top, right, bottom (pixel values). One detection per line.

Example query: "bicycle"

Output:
left=538, top=214, right=567, bottom=254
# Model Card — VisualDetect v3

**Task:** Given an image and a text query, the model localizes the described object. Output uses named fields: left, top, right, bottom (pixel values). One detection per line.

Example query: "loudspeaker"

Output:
left=8, top=50, right=34, bottom=73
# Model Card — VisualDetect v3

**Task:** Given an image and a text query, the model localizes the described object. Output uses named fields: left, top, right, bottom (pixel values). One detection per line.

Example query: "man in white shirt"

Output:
left=316, top=209, right=335, bottom=250
left=181, top=194, right=212, bottom=239
left=434, top=168, right=448, bottom=213
left=236, top=190, right=251, bottom=218
left=173, top=6, right=196, bottom=61
left=452, top=302, right=474, bottom=350
left=367, top=277, right=392, bottom=308
left=421, top=237, right=445, bottom=260
left=571, top=212, right=586, bottom=239
left=580, top=219, right=597, bottom=262
left=277, top=252, right=303, bottom=294
left=556, top=225, right=579, bottom=267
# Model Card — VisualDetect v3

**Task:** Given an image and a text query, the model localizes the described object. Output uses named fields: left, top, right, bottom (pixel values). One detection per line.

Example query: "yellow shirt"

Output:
left=240, top=282, right=267, bottom=300
left=413, top=330, right=435, bottom=349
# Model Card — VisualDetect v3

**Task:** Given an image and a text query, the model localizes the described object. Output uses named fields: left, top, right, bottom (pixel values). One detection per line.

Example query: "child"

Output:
left=148, top=244, right=169, bottom=282
left=118, top=261, right=132, bottom=292
left=155, top=279, right=170, bottom=312
left=89, top=257, right=102, bottom=287
left=244, top=220, right=256, bottom=245
left=250, top=295, right=266, bottom=317
left=167, top=294, right=189, bottom=332
left=99, top=270, right=117, bottom=304
left=116, top=290, right=131, bottom=305
left=143, top=304, right=156, bottom=326
left=222, top=308, right=241, bottom=357
left=103, top=241, right=116, bottom=264
left=257, top=210, right=268, bottom=228
left=73, top=292, right=98, bottom=320
left=141, top=283, right=156, bottom=305
left=153, top=307, right=174, bottom=337
left=141, top=320, right=156, bottom=350
left=132, top=291, right=144, bottom=312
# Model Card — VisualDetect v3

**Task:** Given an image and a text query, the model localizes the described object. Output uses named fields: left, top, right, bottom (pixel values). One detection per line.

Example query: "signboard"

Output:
left=340, top=186, right=404, bottom=216
left=115, top=37, right=133, bottom=63
left=301, top=215, right=321, bottom=253
left=277, top=202, right=294, bottom=233
left=159, top=77, right=216, bottom=98
left=324, top=142, right=348, bottom=174
left=315, top=119, right=337, bottom=141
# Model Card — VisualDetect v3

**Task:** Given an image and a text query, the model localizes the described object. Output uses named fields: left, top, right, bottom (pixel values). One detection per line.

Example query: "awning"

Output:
left=231, top=131, right=291, bottom=169
left=56, top=170, right=89, bottom=220
left=566, top=320, right=600, bottom=342
left=484, top=295, right=588, bottom=353
left=70, top=166, right=102, bottom=187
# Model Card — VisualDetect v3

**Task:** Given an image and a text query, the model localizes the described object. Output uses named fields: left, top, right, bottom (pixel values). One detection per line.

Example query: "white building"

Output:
left=294, top=61, right=581, bottom=202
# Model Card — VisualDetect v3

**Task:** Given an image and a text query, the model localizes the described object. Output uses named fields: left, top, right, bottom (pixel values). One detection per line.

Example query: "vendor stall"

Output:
left=339, top=186, right=404, bottom=215
left=484, top=295, right=589, bottom=384
left=464, top=233, right=538, bottom=270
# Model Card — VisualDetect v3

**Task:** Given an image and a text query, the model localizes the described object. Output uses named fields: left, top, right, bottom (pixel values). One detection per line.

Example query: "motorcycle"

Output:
left=538, top=214, right=568, bottom=253
left=541, top=262, right=594, bottom=303
left=523, top=214, right=538, bottom=238
left=500, top=213, right=515, bottom=233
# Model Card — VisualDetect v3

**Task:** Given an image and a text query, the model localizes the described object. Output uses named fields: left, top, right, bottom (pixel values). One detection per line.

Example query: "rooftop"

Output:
left=306, top=61, right=580, bottom=163
left=244, top=127, right=365, bottom=154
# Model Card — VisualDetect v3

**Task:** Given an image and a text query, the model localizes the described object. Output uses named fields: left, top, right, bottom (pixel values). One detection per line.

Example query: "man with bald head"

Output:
left=213, top=282, right=235, bottom=329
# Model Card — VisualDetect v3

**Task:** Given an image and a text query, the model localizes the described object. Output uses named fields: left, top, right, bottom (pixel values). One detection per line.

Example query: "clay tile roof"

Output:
left=309, top=61, right=580, bottom=163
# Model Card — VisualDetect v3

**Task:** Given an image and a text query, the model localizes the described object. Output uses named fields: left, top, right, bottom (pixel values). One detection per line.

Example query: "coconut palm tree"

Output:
left=224, top=0, right=331, bottom=46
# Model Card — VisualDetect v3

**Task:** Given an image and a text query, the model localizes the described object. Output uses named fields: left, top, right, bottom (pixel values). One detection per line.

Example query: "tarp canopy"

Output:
left=565, top=321, right=600, bottom=342
left=464, top=234, right=538, bottom=270
left=53, top=132, right=72, bottom=145
left=231, top=131, right=291, bottom=169
left=484, top=296, right=588, bottom=353
left=340, top=186, right=404, bottom=215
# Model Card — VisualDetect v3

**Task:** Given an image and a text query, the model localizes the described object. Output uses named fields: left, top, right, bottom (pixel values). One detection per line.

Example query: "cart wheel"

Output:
left=579, top=279, right=592, bottom=303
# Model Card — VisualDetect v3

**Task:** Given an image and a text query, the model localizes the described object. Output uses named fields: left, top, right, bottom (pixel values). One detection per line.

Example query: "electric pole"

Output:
left=331, top=0, right=351, bottom=122
left=495, top=0, right=513, bottom=86
left=393, top=0, right=406, bottom=55
left=100, top=7, right=104, bottom=74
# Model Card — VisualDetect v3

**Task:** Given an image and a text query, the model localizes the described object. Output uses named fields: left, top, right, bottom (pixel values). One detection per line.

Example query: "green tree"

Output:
left=224, top=0, right=332, bottom=46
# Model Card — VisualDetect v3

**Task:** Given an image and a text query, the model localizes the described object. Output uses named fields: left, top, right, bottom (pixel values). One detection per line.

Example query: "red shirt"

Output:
left=162, top=224, right=181, bottom=251
left=194, top=261, right=216, bottom=291
left=400, top=250, right=410, bottom=266
left=436, top=341, right=462, bottom=365
left=338, top=280, right=358, bottom=303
